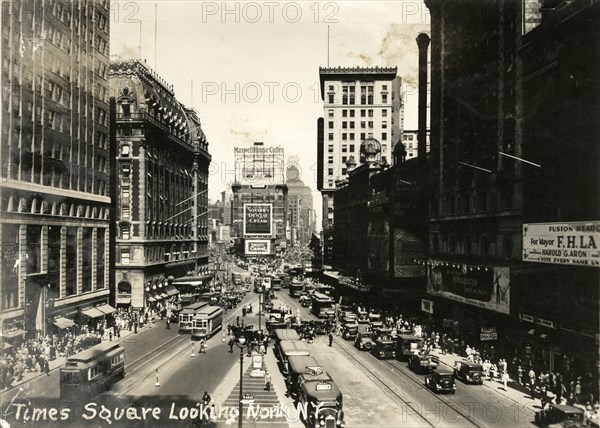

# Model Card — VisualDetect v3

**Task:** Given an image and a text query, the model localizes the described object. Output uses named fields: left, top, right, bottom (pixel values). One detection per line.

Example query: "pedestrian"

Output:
left=200, top=339, right=206, bottom=353
left=109, top=331, right=113, bottom=341
left=236, top=316, right=240, bottom=326
left=228, top=338, right=234, bottom=353
left=328, top=332, right=333, bottom=347
left=528, top=367, right=536, bottom=396
left=517, top=366, right=523, bottom=385
left=166, top=318, right=170, bottom=329
left=502, top=370, right=510, bottom=390
left=265, top=373, right=272, bottom=392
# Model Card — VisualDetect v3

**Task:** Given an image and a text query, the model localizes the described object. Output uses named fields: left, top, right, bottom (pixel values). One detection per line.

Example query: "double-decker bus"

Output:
left=191, top=306, right=224, bottom=340
left=60, top=342, right=125, bottom=400
left=178, top=302, right=209, bottom=333
left=289, top=280, right=304, bottom=298
left=310, top=292, right=336, bottom=319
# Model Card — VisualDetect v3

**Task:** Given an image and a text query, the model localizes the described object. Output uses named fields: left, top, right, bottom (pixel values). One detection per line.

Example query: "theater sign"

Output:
left=523, top=221, right=600, bottom=267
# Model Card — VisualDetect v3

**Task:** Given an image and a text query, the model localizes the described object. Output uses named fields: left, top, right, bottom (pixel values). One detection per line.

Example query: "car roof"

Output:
left=549, top=404, right=584, bottom=414
left=434, top=367, right=454, bottom=375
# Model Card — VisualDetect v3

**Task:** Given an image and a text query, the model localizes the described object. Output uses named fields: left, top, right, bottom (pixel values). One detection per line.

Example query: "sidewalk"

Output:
left=2, top=319, right=157, bottom=394
left=428, top=347, right=541, bottom=409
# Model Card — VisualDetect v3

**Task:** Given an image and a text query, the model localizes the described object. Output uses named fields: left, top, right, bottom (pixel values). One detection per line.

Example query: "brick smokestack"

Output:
left=416, top=32, right=430, bottom=168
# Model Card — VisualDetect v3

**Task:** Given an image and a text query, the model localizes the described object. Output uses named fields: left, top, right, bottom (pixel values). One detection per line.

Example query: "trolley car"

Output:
left=60, top=342, right=125, bottom=400
left=191, top=306, right=224, bottom=340
left=178, top=302, right=209, bottom=333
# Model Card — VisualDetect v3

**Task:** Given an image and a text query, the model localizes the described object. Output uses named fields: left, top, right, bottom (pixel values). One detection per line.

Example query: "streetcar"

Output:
left=289, top=280, right=305, bottom=298
left=274, top=328, right=301, bottom=348
left=276, top=339, right=310, bottom=375
left=271, top=276, right=282, bottom=291
left=298, top=373, right=345, bottom=428
left=60, top=342, right=125, bottom=400
left=199, top=291, right=221, bottom=305
left=310, top=291, right=336, bottom=319
left=191, top=306, right=224, bottom=340
left=178, top=302, right=209, bottom=333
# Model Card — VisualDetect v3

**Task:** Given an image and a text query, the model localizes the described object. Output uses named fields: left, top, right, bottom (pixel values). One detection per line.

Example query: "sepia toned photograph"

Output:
left=0, top=1, right=598, bottom=427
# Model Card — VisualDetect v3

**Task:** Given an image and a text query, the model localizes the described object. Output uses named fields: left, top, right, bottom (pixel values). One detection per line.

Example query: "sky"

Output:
left=110, top=0, right=431, bottom=230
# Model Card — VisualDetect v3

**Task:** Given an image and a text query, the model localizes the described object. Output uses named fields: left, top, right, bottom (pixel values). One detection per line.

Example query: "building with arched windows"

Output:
left=109, top=60, right=211, bottom=309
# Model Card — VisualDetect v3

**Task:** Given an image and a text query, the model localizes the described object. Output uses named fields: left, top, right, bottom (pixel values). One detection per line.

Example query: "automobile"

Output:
left=372, top=338, right=396, bottom=359
left=425, top=368, right=456, bottom=394
left=534, top=403, right=585, bottom=427
left=298, top=295, right=311, bottom=307
left=371, top=326, right=394, bottom=341
left=357, top=310, right=369, bottom=324
left=340, top=311, right=357, bottom=324
left=341, top=322, right=359, bottom=340
left=408, top=353, right=439, bottom=373
left=354, top=331, right=374, bottom=351
left=453, top=360, right=484, bottom=384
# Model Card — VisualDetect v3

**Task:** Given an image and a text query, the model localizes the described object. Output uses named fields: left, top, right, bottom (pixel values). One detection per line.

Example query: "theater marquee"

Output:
left=244, top=240, right=271, bottom=255
left=523, top=221, right=600, bottom=267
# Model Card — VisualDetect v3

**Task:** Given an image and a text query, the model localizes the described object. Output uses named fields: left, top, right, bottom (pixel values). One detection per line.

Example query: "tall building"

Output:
left=110, top=60, right=211, bottom=308
left=231, top=142, right=288, bottom=257
left=317, top=66, right=403, bottom=264
left=221, top=189, right=233, bottom=226
left=1, top=0, right=112, bottom=341
left=400, top=130, right=430, bottom=160
left=286, top=156, right=315, bottom=246
left=424, top=0, right=599, bottom=380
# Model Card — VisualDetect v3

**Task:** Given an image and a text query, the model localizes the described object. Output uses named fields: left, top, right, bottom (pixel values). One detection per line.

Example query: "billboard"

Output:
left=393, top=229, right=426, bottom=278
left=367, top=220, right=389, bottom=272
left=523, top=221, right=600, bottom=267
left=245, top=240, right=271, bottom=255
left=427, top=260, right=511, bottom=314
left=234, top=145, right=285, bottom=185
left=244, top=203, right=272, bottom=236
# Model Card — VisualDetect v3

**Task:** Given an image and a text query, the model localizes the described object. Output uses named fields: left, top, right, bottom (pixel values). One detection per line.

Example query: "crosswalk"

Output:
left=221, top=365, right=289, bottom=427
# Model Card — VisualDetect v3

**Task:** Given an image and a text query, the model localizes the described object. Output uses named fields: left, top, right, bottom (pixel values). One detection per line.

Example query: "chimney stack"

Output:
left=416, top=33, right=430, bottom=169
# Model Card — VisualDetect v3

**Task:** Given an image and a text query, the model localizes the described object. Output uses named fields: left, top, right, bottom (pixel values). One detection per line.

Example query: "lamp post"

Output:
left=236, top=336, right=247, bottom=428
left=258, top=290, right=262, bottom=331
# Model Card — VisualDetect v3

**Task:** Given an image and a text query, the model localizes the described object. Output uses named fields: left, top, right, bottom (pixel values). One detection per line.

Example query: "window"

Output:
left=328, top=94, right=334, bottom=103
left=342, top=133, right=347, bottom=141
left=328, top=156, right=334, bottom=164
left=349, top=110, right=355, bottom=117
left=382, top=132, right=387, bottom=140
left=121, top=225, right=130, bottom=240
left=328, top=109, right=334, bottom=118
left=121, top=249, right=130, bottom=264
left=328, top=168, right=334, bottom=175
left=328, top=85, right=334, bottom=90
left=122, top=186, right=130, bottom=199
left=349, top=122, right=355, bottom=129
left=349, top=133, right=355, bottom=140
left=341, top=145, right=347, bottom=153
left=328, top=145, right=334, bottom=153
left=342, top=110, right=347, bottom=117
left=342, top=156, right=347, bottom=163
left=368, top=109, right=374, bottom=117
left=382, top=94, right=388, bottom=103
left=328, top=121, right=334, bottom=129
left=360, top=110, right=366, bottom=117
left=361, top=121, right=366, bottom=129
left=349, top=145, right=355, bottom=152
left=121, top=144, right=130, bottom=157
left=367, top=86, right=373, bottom=104
left=382, top=121, right=388, bottom=129
left=122, top=206, right=130, bottom=219
left=328, top=133, right=334, bottom=141
left=368, top=121, right=373, bottom=128
left=382, top=85, right=388, bottom=90
left=342, top=121, right=347, bottom=129
left=360, top=133, right=366, bottom=141
left=382, top=144, right=387, bottom=152
left=382, top=109, right=388, bottom=117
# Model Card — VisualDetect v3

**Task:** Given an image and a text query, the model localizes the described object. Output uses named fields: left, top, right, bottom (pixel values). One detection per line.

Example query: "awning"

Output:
left=97, top=304, right=116, bottom=315
left=3, top=329, right=26, bottom=339
left=147, top=296, right=156, bottom=302
left=116, top=298, right=131, bottom=305
left=53, top=317, right=75, bottom=329
left=81, top=307, right=105, bottom=319
left=165, top=286, right=179, bottom=296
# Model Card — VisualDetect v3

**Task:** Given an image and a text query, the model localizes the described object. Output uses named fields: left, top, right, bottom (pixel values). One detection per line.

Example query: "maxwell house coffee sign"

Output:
left=244, top=203, right=272, bottom=236
left=523, top=221, right=600, bottom=267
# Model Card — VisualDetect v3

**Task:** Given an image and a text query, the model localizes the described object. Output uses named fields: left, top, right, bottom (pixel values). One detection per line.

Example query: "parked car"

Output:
left=453, top=360, right=484, bottom=384
left=425, top=369, right=456, bottom=394
left=342, top=322, right=359, bottom=340
left=534, top=403, right=585, bottom=427
left=354, top=331, right=374, bottom=351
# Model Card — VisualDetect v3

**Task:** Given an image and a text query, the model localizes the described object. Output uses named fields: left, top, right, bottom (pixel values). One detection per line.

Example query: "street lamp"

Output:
left=236, top=336, right=247, bottom=428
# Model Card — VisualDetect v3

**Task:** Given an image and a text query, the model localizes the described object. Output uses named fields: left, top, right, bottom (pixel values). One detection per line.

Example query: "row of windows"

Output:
left=432, top=186, right=515, bottom=218
left=327, top=92, right=389, bottom=105
left=328, top=109, right=387, bottom=119
left=431, top=234, right=517, bottom=259
left=328, top=132, right=388, bottom=141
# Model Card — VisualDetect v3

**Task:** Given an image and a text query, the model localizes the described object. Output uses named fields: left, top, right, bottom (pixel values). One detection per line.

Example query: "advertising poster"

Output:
left=244, top=240, right=271, bottom=255
left=523, top=221, right=600, bottom=267
left=367, top=220, right=389, bottom=273
left=393, top=229, right=426, bottom=277
left=243, top=203, right=272, bottom=236
left=427, top=260, right=511, bottom=314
